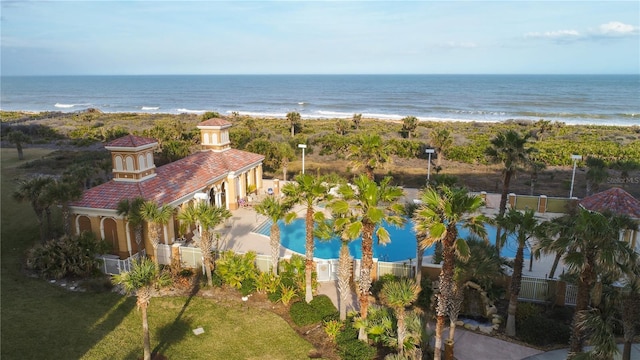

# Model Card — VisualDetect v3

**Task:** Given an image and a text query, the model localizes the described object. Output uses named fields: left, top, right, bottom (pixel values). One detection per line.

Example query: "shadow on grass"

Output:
left=152, top=279, right=201, bottom=356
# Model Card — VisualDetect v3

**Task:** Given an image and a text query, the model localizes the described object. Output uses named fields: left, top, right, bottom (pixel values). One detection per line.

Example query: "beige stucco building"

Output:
left=69, top=118, right=265, bottom=259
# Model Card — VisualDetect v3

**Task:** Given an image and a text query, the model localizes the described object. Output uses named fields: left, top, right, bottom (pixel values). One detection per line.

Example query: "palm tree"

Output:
left=117, top=197, right=147, bottom=254
left=401, top=116, right=418, bottom=139
left=254, top=196, right=296, bottom=275
left=43, top=178, right=83, bottom=237
left=335, top=119, right=349, bottom=135
left=287, top=111, right=302, bottom=137
left=620, top=275, right=640, bottom=360
left=539, top=208, right=637, bottom=356
left=177, top=202, right=231, bottom=286
left=485, top=130, right=534, bottom=252
left=7, top=130, right=31, bottom=160
left=329, top=174, right=405, bottom=340
left=380, top=278, right=420, bottom=357
left=282, top=173, right=331, bottom=303
left=585, top=156, right=608, bottom=196
left=352, top=113, right=362, bottom=130
left=140, top=201, right=174, bottom=266
left=316, top=210, right=355, bottom=321
left=430, top=128, right=453, bottom=167
left=496, top=208, right=540, bottom=337
left=13, top=176, right=56, bottom=242
left=347, top=133, right=393, bottom=180
left=112, top=258, right=172, bottom=360
left=413, top=185, right=488, bottom=360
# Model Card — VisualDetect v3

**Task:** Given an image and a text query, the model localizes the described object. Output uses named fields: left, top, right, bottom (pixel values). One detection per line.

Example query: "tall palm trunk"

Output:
left=61, top=205, right=71, bottom=236
left=138, top=289, right=152, bottom=360
left=621, top=293, right=639, bottom=360
left=548, top=251, right=563, bottom=278
left=337, top=241, right=352, bottom=321
left=570, top=263, right=595, bottom=356
left=305, top=206, right=314, bottom=303
left=415, top=234, right=426, bottom=286
left=149, top=225, right=159, bottom=266
left=435, top=233, right=456, bottom=360
left=506, top=242, right=525, bottom=336
left=495, top=171, right=513, bottom=254
left=397, top=309, right=407, bottom=356
left=201, top=230, right=214, bottom=287
left=358, top=222, right=375, bottom=341
left=270, top=224, right=280, bottom=274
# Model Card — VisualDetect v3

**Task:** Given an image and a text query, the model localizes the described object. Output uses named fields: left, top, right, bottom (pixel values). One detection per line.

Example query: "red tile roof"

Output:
left=70, top=149, right=264, bottom=210
left=105, top=135, right=157, bottom=148
left=580, top=187, right=640, bottom=219
left=198, top=118, right=232, bottom=127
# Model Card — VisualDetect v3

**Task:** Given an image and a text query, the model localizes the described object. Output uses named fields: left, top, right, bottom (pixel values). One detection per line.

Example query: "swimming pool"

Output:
left=253, top=218, right=529, bottom=262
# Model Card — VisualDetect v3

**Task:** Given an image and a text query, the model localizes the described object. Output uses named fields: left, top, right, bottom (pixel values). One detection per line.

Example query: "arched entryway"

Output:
left=102, top=218, right=119, bottom=255
left=77, top=215, right=92, bottom=235
left=209, top=187, right=217, bottom=207
left=220, top=182, right=227, bottom=209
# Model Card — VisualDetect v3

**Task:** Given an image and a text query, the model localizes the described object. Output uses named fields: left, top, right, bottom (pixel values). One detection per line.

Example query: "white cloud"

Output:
left=525, top=21, right=639, bottom=43
left=439, top=41, right=478, bottom=49
left=525, top=30, right=581, bottom=40
left=595, top=21, right=639, bottom=36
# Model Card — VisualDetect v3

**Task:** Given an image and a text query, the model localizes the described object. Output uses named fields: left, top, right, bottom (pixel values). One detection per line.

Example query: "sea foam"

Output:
left=141, top=106, right=160, bottom=111
left=176, top=108, right=207, bottom=114
left=55, top=103, right=75, bottom=108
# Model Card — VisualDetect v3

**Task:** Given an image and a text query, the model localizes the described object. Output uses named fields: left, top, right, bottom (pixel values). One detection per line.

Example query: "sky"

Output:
left=1, top=1, right=639, bottom=75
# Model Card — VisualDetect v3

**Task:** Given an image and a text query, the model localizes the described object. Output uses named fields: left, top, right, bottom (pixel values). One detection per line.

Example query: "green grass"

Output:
left=0, top=148, right=315, bottom=360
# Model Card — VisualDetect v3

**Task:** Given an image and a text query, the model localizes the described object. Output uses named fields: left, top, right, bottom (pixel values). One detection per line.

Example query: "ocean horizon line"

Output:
left=2, top=73, right=639, bottom=78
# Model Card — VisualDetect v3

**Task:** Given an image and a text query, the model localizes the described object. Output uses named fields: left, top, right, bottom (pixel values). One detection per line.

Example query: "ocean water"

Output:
left=1, top=74, right=638, bottom=126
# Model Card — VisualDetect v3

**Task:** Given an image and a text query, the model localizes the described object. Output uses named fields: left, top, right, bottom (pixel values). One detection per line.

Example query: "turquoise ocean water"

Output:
left=1, top=74, right=638, bottom=126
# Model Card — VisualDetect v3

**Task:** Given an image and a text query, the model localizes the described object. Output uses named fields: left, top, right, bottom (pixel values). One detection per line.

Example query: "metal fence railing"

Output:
left=565, top=284, right=578, bottom=306
left=518, top=276, right=549, bottom=303
left=97, top=250, right=146, bottom=275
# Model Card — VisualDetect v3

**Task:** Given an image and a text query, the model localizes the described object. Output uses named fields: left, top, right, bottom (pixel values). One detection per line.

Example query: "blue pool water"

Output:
left=254, top=218, right=529, bottom=262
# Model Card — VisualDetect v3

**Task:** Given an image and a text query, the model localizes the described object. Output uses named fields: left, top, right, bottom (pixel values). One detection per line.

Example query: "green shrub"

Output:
left=214, top=251, right=258, bottom=290
left=371, top=273, right=399, bottom=299
left=310, top=295, right=339, bottom=320
left=549, top=306, right=574, bottom=323
left=335, top=323, right=377, bottom=360
left=279, top=254, right=316, bottom=297
left=416, top=276, right=433, bottom=310
left=289, top=295, right=338, bottom=326
left=279, top=284, right=297, bottom=305
left=240, top=276, right=256, bottom=296
left=290, top=301, right=317, bottom=326
left=255, top=271, right=280, bottom=294
left=516, top=302, right=540, bottom=322
left=323, top=320, right=343, bottom=342
left=517, top=314, right=571, bottom=346
left=25, top=232, right=107, bottom=279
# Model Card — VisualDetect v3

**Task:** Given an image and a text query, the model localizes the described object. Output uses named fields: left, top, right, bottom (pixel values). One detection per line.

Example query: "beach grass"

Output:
left=0, top=148, right=315, bottom=360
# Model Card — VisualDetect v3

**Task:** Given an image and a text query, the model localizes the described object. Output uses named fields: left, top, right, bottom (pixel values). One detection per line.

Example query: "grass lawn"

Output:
left=1, top=147, right=315, bottom=360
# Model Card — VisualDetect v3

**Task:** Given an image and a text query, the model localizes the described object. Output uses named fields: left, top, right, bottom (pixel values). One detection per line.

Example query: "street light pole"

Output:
left=298, top=144, right=307, bottom=174
left=569, top=154, right=582, bottom=198
left=425, top=148, right=435, bottom=184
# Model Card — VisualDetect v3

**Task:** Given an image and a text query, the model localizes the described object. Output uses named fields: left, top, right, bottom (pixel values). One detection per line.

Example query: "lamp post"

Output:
left=425, top=148, right=435, bottom=184
left=298, top=144, right=307, bottom=174
left=569, top=154, right=582, bottom=198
